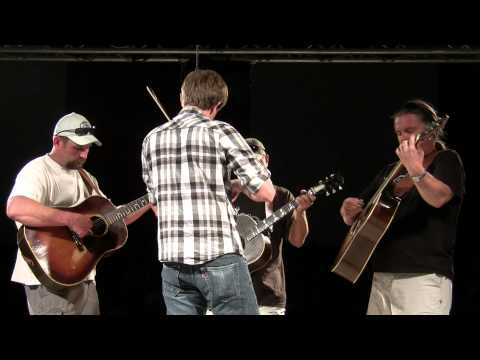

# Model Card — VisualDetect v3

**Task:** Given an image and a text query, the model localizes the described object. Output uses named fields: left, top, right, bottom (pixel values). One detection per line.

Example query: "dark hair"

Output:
left=180, top=69, right=229, bottom=111
left=392, top=99, right=447, bottom=148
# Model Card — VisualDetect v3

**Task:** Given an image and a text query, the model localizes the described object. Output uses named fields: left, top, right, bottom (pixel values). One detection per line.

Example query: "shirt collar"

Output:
left=180, top=105, right=204, bottom=115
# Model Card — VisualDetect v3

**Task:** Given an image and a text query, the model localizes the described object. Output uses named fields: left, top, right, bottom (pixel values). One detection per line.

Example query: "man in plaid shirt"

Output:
left=142, top=69, right=276, bottom=315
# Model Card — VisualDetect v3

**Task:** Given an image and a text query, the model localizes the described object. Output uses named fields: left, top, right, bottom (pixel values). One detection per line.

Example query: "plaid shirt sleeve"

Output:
left=141, top=134, right=157, bottom=204
left=217, top=123, right=271, bottom=194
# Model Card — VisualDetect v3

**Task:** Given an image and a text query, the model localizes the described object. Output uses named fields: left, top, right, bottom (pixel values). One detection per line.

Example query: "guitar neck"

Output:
left=370, top=161, right=404, bottom=202
left=246, top=182, right=329, bottom=241
left=246, top=200, right=298, bottom=242
left=104, top=194, right=150, bottom=225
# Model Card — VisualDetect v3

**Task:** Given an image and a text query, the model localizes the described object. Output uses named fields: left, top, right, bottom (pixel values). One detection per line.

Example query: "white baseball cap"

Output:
left=53, top=112, right=102, bottom=146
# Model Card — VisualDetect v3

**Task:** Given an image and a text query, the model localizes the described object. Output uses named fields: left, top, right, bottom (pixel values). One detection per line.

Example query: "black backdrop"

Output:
left=1, top=60, right=477, bottom=315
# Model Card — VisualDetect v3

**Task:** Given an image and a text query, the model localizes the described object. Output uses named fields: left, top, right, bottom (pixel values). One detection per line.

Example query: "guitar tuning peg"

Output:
left=326, top=191, right=330, bottom=196
left=339, top=186, right=343, bottom=190
left=332, top=189, right=336, bottom=194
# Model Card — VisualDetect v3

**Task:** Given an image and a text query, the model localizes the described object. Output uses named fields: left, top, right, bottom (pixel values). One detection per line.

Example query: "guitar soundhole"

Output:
left=90, top=216, right=107, bottom=237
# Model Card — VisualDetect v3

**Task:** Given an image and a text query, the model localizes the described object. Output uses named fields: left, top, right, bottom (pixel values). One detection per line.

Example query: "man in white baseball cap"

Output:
left=6, top=112, right=153, bottom=315
left=53, top=112, right=102, bottom=146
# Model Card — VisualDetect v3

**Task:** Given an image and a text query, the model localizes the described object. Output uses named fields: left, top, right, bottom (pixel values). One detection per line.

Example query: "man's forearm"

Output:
left=288, top=209, right=309, bottom=248
left=123, top=204, right=154, bottom=225
left=6, top=196, right=71, bottom=227
left=413, top=171, right=454, bottom=208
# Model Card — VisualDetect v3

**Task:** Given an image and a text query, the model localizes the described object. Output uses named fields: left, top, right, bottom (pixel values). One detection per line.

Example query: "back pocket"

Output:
left=207, top=263, right=240, bottom=303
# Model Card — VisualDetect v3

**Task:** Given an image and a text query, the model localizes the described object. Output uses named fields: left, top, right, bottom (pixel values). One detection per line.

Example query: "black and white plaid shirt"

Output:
left=142, top=106, right=271, bottom=265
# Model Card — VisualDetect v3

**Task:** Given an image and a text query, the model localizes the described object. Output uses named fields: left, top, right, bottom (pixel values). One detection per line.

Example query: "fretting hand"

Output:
left=395, top=134, right=425, bottom=177
left=296, top=189, right=316, bottom=212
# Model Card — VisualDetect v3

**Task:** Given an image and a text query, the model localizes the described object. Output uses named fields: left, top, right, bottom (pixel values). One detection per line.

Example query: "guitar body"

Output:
left=236, top=213, right=272, bottom=273
left=17, top=196, right=128, bottom=292
left=331, top=192, right=401, bottom=283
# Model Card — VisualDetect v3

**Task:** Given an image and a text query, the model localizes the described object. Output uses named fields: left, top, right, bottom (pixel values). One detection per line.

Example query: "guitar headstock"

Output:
left=309, top=173, right=344, bottom=197
left=417, top=114, right=449, bottom=143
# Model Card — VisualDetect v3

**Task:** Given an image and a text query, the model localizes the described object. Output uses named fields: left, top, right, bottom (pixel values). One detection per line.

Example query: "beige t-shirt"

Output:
left=8, top=154, right=107, bottom=285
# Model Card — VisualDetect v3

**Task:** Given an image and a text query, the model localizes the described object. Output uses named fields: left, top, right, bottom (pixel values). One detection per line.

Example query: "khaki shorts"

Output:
left=367, top=272, right=452, bottom=315
left=25, top=281, right=100, bottom=315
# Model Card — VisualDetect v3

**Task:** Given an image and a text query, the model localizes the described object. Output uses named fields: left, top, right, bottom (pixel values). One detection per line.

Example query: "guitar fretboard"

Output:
left=243, top=179, right=335, bottom=241
left=245, top=201, right=298, bottom=241
left=104, top=194, right=150, bottom=225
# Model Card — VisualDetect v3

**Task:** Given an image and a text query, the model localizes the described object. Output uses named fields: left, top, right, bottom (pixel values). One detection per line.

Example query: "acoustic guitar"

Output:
left=237, top=174, right=344, bottom=273
left=17, top=194, right=150, bottom=292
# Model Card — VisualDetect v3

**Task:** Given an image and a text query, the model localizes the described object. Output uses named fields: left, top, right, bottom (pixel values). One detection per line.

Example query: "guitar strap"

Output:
left=78, top=169, right=101, bottom=196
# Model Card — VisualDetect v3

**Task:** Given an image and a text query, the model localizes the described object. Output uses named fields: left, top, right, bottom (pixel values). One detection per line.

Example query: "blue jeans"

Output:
left=161, top=253, right=259, bottom=315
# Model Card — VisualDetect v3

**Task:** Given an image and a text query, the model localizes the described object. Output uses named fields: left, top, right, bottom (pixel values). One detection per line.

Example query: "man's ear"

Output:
left=215, top=102, right=223, bottom=112
left=53, top=136, right=68, bottom=148
left=206, top=102, right=223, bottom=119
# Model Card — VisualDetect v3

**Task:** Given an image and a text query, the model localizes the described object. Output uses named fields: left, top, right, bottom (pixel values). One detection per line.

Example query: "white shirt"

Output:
left=8, top=154, right=106, bottom=285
